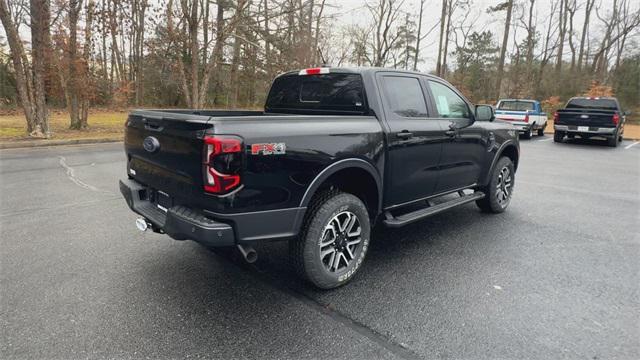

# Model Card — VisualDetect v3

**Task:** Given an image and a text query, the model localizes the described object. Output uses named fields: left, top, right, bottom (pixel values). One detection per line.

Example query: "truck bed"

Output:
left=124, top=109, right=383, bottom=216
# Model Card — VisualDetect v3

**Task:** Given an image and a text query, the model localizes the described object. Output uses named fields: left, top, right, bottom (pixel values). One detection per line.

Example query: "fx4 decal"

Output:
left=251, top=143, right=286, bottom=155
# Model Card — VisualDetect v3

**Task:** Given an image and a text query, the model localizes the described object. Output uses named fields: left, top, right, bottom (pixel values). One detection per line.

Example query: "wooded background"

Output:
left=1, top=0, right=638, bottom=138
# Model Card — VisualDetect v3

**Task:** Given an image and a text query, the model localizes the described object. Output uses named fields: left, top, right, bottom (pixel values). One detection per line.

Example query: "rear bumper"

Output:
left=554, top=125, right=616, bottom=135
left=497, top=120, right=534, bottom=132
left=119, top=178, right=306, bottom=246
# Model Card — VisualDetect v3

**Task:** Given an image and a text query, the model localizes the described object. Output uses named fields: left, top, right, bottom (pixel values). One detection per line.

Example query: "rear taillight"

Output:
left=524, top=114, right=529, bottom=123
left=203, top=136, right=243, bottom=194
left=553, top=112, right=559, bottom=122
left=612, top=113, right=620, bottom=125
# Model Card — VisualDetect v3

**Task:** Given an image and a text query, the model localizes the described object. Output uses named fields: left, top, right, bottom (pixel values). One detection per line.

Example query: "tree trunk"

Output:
left=436, top=0, right=447, bottom=76
left=0, top=0, right=39, bottom=136
left=555, top=0, right=567, bottom=74
left=29, top=0, right=51, bottom=136
left=229, top=26, right=242, bottom=108
left=413, top=0, right=425, bottom=71
left=79, top=0, right=95, bottom=128
left=201, top=0, right=227, bottom=107
left=577, top=0, right=595, bottom=71
left=495, top=0, right=513, bottom=99
left=525, top=0, right=535, bottom=96
left=441, top=0, right=454, bottom=77
left=68, top=0, right=82, bottom=129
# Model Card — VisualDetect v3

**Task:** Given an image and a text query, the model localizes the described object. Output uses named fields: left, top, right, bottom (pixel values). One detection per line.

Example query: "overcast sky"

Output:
left=1, top=0, right=636, bottom=73
left=327, top=0, right=635, bottom=72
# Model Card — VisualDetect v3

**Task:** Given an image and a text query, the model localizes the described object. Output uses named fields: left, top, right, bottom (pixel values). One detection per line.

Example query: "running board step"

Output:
left=383, top=192, right=485, bottom=228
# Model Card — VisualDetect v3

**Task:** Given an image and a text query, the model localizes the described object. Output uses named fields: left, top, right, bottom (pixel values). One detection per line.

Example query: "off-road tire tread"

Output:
left=475, top=156, right=514, bottom=214
left=291, top=189, right=370, bottom=289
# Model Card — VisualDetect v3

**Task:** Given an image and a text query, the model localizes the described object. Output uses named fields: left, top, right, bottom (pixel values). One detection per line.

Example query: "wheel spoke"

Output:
left=332, top=251, right=342, bottom=270
left=320, top=226, right=336, bottom=247
left=327, top=250, right=336, bottom=269
left=337, top=213, right=351, bottom=232
left=318, top=211, right=363, bottom=273
left=345, top=214, right=357, bottom=234
left=321, top=248, right=335, bottom=260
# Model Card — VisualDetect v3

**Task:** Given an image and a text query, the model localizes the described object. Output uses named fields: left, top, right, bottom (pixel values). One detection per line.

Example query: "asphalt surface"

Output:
left=1, top=136, right=639, bottom=359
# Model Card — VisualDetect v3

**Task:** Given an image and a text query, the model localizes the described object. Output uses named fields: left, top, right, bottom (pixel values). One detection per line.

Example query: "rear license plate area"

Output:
left=153, top=190, right=172, bottom=212
left=578, top=126, right=589, bottom=132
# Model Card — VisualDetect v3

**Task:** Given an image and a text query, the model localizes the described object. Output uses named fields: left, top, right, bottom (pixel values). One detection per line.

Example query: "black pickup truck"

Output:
left=119, top=67, right=520, bottom=289
left=553, top=97, right=629, bottom=147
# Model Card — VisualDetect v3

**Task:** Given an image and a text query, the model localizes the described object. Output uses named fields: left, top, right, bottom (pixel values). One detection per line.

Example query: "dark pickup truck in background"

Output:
left=553, top=97, right=629, bottom=147
left=119, top=67, right=520, bottom=289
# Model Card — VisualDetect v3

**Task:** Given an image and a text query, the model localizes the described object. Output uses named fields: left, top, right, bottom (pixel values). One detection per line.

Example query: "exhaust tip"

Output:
left=135, top=217, right=149, bottom=232
left=237, top=244, right=258, bottom=264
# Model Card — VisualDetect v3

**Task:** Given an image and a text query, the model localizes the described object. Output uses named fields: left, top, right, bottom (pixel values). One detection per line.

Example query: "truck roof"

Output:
left=497, top=99, right=539, bottom=103
left=279, top=67, right=445, bottom=81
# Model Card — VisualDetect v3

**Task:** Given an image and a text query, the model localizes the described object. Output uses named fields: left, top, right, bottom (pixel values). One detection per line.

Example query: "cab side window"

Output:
left=427, top=81, right=471, bottom=119
left=381, top=76, right=428, bottom=118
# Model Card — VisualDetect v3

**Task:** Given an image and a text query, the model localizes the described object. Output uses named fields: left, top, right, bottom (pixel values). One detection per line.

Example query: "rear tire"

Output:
left=537, top=124, right=545, bottom=136
left=607, top=133, right=619, bottom=147
left=476, top=156, right=515, bottom=214
left=290, top=190, right=371, bottom=289
left=523, top=127, right=533, bottom=139
left=554, top=131, right=564, bottom=143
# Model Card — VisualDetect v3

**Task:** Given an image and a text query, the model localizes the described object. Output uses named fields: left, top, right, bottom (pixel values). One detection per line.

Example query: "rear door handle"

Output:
left=445, top=130, right=456, bottom=137
left=397, top=131, right=413, bottom=139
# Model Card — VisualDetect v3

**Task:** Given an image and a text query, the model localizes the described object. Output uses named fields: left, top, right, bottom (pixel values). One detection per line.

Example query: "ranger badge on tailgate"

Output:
left=251, top=143, right=286, bottom=155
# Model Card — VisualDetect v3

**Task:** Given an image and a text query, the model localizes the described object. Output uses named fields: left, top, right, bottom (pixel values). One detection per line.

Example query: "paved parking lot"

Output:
left=1, top=137, right=639, bottom=359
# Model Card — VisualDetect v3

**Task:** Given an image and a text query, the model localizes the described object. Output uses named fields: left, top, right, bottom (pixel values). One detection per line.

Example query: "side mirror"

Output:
left=475, top=104, right=494, bottom=122
left=624, top=110, right=632, bottom=116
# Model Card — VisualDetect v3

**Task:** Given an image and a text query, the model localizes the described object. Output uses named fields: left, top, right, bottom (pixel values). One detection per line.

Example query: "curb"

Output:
left=0, top=137, right=123, bottom=150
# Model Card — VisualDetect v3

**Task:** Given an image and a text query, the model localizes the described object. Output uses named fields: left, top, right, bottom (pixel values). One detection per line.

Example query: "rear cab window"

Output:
left=566, top=98, right=618, bottom=110
left=497, top=101, right=535, bottom=111
left=380, top=76, right=429, bottom=118
left=265, top=73, right=367, bottom=115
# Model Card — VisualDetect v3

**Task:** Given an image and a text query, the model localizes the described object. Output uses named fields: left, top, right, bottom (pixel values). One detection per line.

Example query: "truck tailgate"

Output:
left=124, top=110, right=212, bottom=198
left=556, top=109, right=617, bottom=127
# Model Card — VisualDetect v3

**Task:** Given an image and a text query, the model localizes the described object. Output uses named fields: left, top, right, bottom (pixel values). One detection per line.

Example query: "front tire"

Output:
left=476, top=156, right=515, bottom=214
left=290, top=190, right=371, bottom=289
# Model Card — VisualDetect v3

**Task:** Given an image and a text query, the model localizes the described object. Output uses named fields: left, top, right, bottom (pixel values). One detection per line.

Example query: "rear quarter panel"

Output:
left=208, top=115, right=385, bottom=213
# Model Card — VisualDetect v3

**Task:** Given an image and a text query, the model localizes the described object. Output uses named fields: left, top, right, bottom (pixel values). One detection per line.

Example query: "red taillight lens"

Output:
left=203, top=136, right=243, bottom=194
left=553, top=112, right=559, bottom=122
left=298, top=67, right=330, bottom=75
left=612, top=113, right=619, bottom=125
left=524, top=114, right=529, bottom=123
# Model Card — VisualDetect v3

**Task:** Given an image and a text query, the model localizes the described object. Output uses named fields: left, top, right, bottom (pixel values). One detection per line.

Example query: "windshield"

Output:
left=566, top=98, right=617, bottom=110
left=265, top=73, right=367, bottom=114
left=497, top=101, right=535, bottom=111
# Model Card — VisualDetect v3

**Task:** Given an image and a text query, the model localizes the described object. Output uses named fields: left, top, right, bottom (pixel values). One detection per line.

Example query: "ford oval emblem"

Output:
left=143, top=136, right=160, bottom=153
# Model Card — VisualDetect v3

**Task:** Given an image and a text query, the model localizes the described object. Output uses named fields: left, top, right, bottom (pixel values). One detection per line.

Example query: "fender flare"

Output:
left=299, top=158, right=383, bottom=213
left=483, top=140, right=519, bottom=185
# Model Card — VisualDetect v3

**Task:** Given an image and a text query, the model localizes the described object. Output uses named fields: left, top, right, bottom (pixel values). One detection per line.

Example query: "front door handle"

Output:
left=397, top=131, right=413, bottom=139
left=445, top=130, right=456, bottom=137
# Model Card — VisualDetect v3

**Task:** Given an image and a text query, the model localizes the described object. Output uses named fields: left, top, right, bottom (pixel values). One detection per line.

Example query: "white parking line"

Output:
left=625, top=141, right=639, bottom=149
left=537, top=137, right=553, bottom=142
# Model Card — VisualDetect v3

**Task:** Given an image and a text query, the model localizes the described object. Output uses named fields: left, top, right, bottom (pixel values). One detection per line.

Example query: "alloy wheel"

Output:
left=319, top=211, right=362, bottom=272
left=495, top=166, right=512, bottom=206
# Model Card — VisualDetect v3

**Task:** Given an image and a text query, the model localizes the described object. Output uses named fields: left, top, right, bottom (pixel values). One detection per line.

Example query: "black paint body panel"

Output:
left=122, top=68, right=519, bottom=243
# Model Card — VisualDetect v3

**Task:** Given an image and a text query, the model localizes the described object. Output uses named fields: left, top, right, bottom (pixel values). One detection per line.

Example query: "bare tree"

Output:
left=577, top=0, right=595, bottom=71
left=0, top=0, right=50, bottom=137
left=436, top=0, right=447, bottom=75
left=366, top=0, right=405, bottom=67
left=493, top=0, right=514, bottom=99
